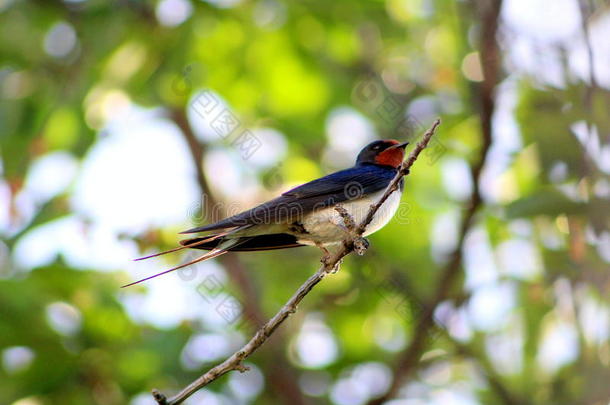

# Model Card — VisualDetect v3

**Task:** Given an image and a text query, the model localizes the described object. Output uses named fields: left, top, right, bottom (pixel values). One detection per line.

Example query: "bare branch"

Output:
left=152, top=118, right=442, bottom=405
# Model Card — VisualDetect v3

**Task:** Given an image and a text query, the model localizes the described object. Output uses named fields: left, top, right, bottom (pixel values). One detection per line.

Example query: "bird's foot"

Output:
left=322, top=254, right=341, bottom=273
left=328, top=258, right=342, bottom=274
left=353, top=237, right=369, bottom=256
left=320, top=253, right=332, bottom=267
left=317, top=244, right=332, bottom=266
left=316, top=244, right=342, bottom=273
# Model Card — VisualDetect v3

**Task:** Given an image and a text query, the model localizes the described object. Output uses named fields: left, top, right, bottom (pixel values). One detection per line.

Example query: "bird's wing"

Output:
left=281, top=164, right=395, bottom=199
left=182, top=165, right=397, bottom=233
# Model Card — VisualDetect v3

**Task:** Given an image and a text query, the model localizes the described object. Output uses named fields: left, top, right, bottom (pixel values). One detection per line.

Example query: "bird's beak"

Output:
left=389, top=141, right=409, bottom=150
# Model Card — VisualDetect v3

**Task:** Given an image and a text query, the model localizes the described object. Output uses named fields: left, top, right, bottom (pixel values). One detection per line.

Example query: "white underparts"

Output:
left=296, top=189, right=403, bottom=246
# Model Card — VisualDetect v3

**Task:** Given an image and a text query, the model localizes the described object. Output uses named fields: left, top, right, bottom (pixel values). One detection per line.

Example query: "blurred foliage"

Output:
left=1, top=0, right=610, bottom=405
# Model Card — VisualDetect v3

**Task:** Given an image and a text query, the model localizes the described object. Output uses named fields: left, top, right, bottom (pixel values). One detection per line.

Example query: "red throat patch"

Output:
left=375, top=148, right=405, bottom=168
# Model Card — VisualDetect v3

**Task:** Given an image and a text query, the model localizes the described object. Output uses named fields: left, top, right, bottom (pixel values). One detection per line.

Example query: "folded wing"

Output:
left=181, top=164, right=397, bottom=233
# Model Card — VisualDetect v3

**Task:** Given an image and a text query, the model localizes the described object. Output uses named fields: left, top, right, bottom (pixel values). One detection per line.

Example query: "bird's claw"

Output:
left=317, top=244, right=334, bottom=269
left=320, top=253, right=332, bottom=267
left=321, top=255, right=341, bottom=273
left=327, top=258, right=342, bottom=274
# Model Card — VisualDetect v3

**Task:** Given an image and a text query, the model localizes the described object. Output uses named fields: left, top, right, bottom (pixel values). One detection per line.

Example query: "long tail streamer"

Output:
left=122, top=238, right=250, bottom=288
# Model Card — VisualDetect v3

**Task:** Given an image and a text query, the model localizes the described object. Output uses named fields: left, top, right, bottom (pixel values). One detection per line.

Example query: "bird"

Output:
left=123, top=139, right=409, bottom=287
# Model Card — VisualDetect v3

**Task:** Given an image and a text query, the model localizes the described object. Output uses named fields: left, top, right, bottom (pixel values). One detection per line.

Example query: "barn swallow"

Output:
left=124, top=139, right=408, bottom=287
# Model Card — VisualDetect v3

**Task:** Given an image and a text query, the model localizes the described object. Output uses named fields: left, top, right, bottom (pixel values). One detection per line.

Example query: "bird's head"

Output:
left=356, top=139, right=409, bottom=168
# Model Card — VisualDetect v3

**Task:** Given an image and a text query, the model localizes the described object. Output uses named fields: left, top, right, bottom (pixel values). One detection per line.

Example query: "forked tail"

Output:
left=122, top=238, right=246, bottom=288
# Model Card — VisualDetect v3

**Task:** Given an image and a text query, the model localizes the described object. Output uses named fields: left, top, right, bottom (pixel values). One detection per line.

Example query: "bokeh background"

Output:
left=2, top=0, right=610, bottom=404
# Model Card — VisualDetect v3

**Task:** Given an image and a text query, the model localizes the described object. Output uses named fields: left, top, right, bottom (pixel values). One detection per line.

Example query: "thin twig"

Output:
left=152, top=118, right=442, bottom=405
